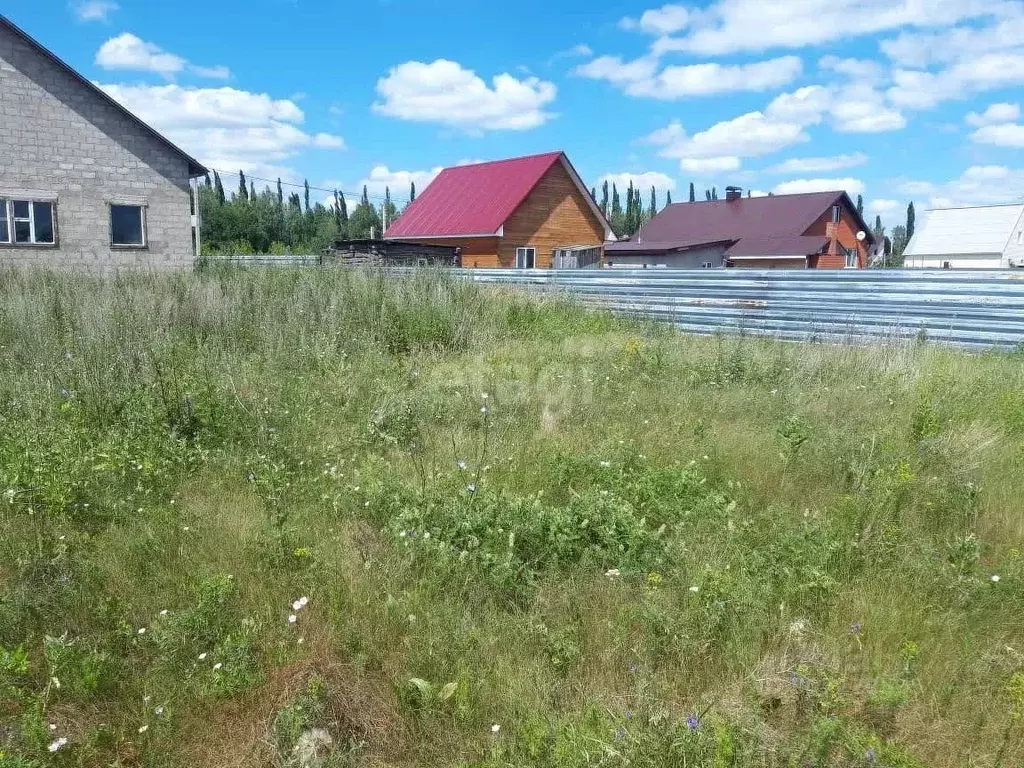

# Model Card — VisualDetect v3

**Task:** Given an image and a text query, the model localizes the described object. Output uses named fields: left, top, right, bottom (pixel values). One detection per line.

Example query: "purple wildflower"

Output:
left=686, top=714, right=700, bottom=731
left=851, top=621, right=862, bottom=636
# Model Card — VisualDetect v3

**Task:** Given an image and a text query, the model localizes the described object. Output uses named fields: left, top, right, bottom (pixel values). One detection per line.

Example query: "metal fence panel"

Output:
left=453, top=268, right=1024, bottom=349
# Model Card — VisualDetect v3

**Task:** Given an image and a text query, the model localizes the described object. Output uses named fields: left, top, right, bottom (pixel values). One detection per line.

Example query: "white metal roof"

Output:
left=904, top=204, right=1024, bottom=257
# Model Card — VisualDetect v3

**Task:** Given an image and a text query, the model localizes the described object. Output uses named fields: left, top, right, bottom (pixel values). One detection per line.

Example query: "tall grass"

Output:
left=1, top=266, right=1023, bottom=767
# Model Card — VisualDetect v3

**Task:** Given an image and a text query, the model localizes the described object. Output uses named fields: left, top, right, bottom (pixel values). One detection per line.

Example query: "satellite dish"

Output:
left=856, top=230, right=867, bottom=241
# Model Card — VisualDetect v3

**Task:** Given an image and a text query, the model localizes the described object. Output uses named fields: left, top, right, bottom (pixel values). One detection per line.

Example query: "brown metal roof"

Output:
left=607, top=191, right=874, bottom=254
left=1, top=14, right=207, bottom=178
left=725, top=235, right=829, bottom=257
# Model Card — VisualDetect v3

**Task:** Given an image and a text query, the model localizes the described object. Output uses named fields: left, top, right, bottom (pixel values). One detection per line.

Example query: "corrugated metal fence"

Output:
left=455, top=268, right=1024, bottom=349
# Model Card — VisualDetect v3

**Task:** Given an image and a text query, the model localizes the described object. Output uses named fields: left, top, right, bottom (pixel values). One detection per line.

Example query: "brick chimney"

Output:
left=725, top=186, right=743, bottom=201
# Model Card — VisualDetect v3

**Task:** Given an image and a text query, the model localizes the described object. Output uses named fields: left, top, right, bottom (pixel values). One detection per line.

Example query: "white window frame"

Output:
left=515, top=246, right=536, bottom=269
left=109, top=203, right=148, bottom=248
left=2, top=199, right=57, bottom=246
left=831, top=205, right=841, bottom=224
left=845, top=250, right=858, bottom=268
left=701, top=261, right=714, bottom=268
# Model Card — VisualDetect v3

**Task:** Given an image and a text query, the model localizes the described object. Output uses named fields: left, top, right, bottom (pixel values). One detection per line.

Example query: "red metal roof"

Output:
left=606, top=191, right=874, bottom=254
left=386, top=152, right=565, bottom=238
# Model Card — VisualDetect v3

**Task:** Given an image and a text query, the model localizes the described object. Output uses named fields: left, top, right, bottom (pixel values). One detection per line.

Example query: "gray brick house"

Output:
left=0, top=15, right=206, bottom=270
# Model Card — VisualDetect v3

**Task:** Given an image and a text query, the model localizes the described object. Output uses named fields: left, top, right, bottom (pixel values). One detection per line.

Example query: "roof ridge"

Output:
left=441, top=151, right=563, bottom=172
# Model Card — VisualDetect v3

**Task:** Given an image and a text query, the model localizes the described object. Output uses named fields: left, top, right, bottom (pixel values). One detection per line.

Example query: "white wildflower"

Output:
left=456, top=460, right=467, bottom=470
left=407, top=614, right=416, bottom=623
left=213, top=662, right=222, bottom=671
left=48, top=737, right=68, bottom=752
left=297, top=637, right=305, bottom=645
left=599, top=461, right=611, bottom=468
left=481, top=392, right=489, bottom=399
left=138, top=725, right=148, bottom=734
left=143, top=695, right=151, bottom=703
left=155, top=706, right=164, bottom=716
left=197, top=652, right=207, bottom=661
left=689, top=585, right=700, bottom=594
left=480, top=406, right=488, bottom=414
left=288, top=614, right=298, bottom=624
left=605, top=568, right=621, bottom=579
left=292, top=599, right=303, bottom=611
left=137, top=627, right=146, bottom=635
left=159, top=609, right=168, bottom=616
left=298, top=596, right=309, bottom=607
left=991, top=574, right=1001, bottom=583
left=491, top=723, right=501, bottom=734
left=49, top=723, right=57, bottom=731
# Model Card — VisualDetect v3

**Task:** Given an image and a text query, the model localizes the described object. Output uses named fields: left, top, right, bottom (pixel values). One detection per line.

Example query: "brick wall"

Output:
left=0, top=24, right=195, bottom=271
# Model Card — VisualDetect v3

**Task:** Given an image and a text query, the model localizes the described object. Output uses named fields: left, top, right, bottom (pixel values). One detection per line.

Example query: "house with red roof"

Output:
left=605, top=188, right=875, bottom=270
left=385, top=152, right=614, bottom=269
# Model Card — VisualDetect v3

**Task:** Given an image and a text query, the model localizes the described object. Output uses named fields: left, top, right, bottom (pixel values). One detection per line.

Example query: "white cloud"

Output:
left=773, top=178, right=865, bottom=196
left=766, top=86, right=830, bottom=126
left=96, top=33, right=229, bottom=79
left=681, top=157, right=741, bottom=174
left=818, top=56, right=886, bottom=83
left=98, top=83, right=343, bottom=178
left=622, top=56, right=802, bottom=100
left=599, top=171, right=677, bottom=191
left=767, top=84, right=905, bottom=133
left=831, top=87, right=907, bottom=132
left=769, top=153, right=869, bottom=174
left=867, top=199, right=901, bottom=214
left=881, top=6, right=1023, bottom=67
left=373, top=59, right=556, bottom=132
left=888, top=52, right=1024, bottom=110
left=647, top=112, right=809, bottom=171
left=620, top=4, right=690, bottom=35
left=966, top=102, right=1020, bottom=126
left=971, top=123, right=1024, bottom=148
left=649, top=0, right=1009, bottom=56
left=898, top=165, right=1024, bottom=207
left=359, top=165, right=443, bottom=198
left=575, top=56, right=658, bottom=85
left=313, top=133, right=345, bottom=149
left=72, top=0, right=118, bottom=22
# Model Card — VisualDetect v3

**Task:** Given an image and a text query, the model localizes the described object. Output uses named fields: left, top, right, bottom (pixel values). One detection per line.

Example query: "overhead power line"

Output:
left=204, top=166, right=410, bottom=205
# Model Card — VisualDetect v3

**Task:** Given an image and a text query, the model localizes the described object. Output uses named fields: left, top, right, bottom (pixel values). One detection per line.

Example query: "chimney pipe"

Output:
left=725, top=186, right=742, bottom=201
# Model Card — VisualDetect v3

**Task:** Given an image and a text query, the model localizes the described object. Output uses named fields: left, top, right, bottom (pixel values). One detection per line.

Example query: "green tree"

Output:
left=601, top=180, right=609, bottom=216
left=665, top=190, right=672, bottom=207
left=648, top=186, right=656, bottom=223
left=213, top=171, right=225, bottom=205
left=890, top=224, right=908, bottom=266
left=856, top=194, right=864, bottom=217
left=689, top=182, right=696, bottom=202
left=238, top=170, right=248, bottom=203
left=873, top=215, right=885, bottom=242
left=410, top=181, right=416, bottom=202
left=338, top=191, right=349, bottom=236
left=705, top=189, right=712, bottom=201
left=304, top=180, right=311, bottom=213
left=250, top=181, right=256, bottom=201
left=712, top=187, right=718, bottom=201
left=381, top=186, right=398, bottom=231
left=277, top=178, right=284, bottom=208
left=906, top=201, right=916, bottom=242
left=203, top=173, right=211, bottom=187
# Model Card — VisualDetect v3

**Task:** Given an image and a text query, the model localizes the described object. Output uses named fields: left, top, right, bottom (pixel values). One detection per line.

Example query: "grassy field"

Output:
left=1, top=266, right=1023, bottom=768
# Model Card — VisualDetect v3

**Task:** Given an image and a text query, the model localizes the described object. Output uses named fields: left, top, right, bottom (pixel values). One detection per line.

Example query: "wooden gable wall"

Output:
left=496, top=161, right=606, bottom=268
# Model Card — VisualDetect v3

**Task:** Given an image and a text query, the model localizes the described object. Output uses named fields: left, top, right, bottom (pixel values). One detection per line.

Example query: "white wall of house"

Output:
left=605, top=246, right=725, bottom=269
left=903, top=253, right=1006, bottom=269
left=1004, top=208, right=1024, bottom=267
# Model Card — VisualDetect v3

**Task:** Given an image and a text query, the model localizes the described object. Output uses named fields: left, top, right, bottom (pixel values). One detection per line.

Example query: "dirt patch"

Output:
left=175, top=629, right=404, bottom=768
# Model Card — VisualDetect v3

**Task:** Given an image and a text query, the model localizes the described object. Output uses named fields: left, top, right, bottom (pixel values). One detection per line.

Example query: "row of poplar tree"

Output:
left=198, top=170, right=412, bottom=256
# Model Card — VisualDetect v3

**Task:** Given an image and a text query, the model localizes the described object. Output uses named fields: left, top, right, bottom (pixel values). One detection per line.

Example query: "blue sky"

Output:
left=9, top=0, right=1024, bottom=223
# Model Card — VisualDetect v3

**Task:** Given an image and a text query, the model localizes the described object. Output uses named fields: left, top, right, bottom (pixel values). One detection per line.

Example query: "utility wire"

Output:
left=205, top=167, right=409, bottom=205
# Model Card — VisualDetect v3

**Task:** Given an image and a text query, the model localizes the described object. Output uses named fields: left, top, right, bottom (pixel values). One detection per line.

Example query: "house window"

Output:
left=701, top=261, right=714, bottom=268
left=110, top=204, right=146, bottom=247
left=845, top=250, right=858, bottom=268
left=515, top=246, right=536, bottom=269
left=2, top=199, right=56, bottom=245
left=831, top=205, right=841, bottom=223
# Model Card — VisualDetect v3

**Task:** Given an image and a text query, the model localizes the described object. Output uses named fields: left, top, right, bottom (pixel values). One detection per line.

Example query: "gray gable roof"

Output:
left=1, top=14, right=207, bottom=178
